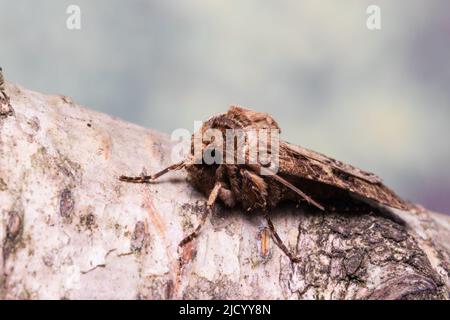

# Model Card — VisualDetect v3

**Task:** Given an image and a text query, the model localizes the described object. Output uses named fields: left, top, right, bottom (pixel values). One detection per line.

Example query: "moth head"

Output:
left=189, top=105, right=281, bottom=169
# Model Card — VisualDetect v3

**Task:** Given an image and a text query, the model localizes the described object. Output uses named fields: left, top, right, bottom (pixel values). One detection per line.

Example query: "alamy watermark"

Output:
left=64, top=5, right=382, bottom=33
left=171, top=122, right=280, bottom=175
left=366, top=5, right=381, bottom=30
left=66, top=5, right=81, bottom=30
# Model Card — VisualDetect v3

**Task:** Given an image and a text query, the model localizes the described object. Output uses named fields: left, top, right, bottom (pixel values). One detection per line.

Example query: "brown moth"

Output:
left=0, top=67, right=13, bottom=117
left=0, top=67, right=8, bottom=100
left=120, top=106, right=411, bottom=262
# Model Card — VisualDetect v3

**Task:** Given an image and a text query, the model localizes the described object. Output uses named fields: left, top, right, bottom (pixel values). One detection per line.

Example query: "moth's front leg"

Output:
left=178, top=182, right=222, bottom=247
left=215, top=165, right=237, bottom=208
left=218, top=187, right=236, bottom=208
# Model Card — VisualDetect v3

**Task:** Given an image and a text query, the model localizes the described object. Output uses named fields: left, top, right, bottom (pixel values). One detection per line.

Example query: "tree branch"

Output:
left=0, top=83, right=448, bottom=299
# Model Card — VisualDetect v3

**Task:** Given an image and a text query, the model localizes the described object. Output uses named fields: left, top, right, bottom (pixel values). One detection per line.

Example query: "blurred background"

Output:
left=1, top=0, right=449, bottom=213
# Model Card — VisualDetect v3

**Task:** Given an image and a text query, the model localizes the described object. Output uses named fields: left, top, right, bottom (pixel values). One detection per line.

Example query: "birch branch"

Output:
left=0, top=83, right=448, bottom=299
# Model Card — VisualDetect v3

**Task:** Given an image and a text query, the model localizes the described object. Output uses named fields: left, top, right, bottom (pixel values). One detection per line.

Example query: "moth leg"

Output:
left=264, top=213, right=301, bottom=263
left=270, top=174, right=325, bottom=211
left=215, top=165, right=236, bottom=208
left=219, top=187, right=236, bottom=208
left=179, top=182, right=222, bottom=247
left=119, top=161, right=185, bottom=183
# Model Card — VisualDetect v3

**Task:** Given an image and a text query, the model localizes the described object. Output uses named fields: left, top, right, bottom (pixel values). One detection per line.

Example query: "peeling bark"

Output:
left=0, top=83, right=449, bottom=300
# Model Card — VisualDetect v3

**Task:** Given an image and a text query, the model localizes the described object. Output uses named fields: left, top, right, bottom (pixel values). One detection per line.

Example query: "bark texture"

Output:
left=0, top=83, right=449, bottom=300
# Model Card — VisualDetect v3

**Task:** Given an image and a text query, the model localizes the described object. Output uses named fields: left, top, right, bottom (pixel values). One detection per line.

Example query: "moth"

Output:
left=0, top=67, right=13, bottom=117
left=0, top=67, right=7, bottom=99
left=120, top=106, right=410, bottom=262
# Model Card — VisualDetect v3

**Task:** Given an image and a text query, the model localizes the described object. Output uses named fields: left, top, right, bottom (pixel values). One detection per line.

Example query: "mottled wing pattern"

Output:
left=284, top=142, right=382, bottom=183
left=279, top=142, right=411, bottom=210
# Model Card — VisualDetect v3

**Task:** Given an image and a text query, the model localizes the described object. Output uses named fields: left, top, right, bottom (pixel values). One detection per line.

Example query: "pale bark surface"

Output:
left=0, top=83, right=449, bottom=299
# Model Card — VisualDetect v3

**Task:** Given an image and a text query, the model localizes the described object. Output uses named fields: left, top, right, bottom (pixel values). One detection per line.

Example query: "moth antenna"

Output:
left=151, top=160, right=186, bottom=180
left=118, top=175, right=153, bottom=183
left=269, top=174, right=325, bottom=211
left=119, top=160, right=186, bottom=183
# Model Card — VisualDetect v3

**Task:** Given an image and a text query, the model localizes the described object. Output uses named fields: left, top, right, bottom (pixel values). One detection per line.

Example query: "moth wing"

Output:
left=279, top=142, right=411, bottom=211
left=283, top=142, right=382, bottom=183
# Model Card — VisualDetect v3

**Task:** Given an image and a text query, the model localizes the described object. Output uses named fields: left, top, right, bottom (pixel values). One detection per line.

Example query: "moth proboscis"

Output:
left=120, top=105, right=411, bottom=263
